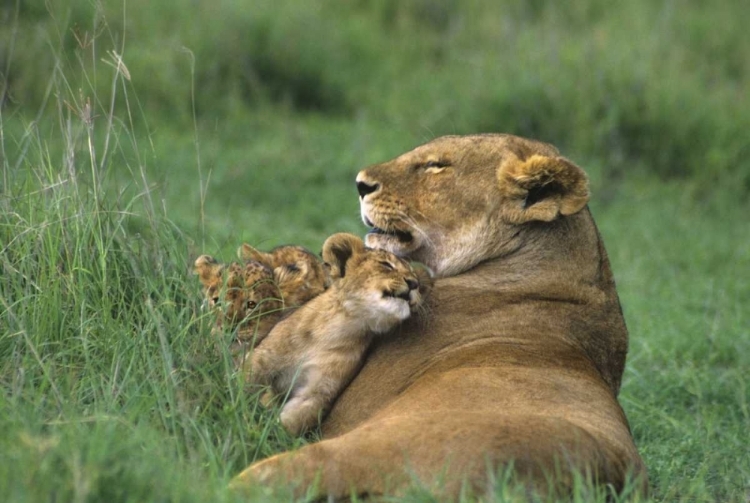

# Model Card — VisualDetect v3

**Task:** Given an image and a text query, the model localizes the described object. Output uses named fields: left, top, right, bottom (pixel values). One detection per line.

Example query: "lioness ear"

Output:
left=238, top=243, right=275, bottom=268
left=321, top=233, right=366, bottom=279
left=194, top=255, right=223, bottom=286
left=497, top=154, right=589, bottom=224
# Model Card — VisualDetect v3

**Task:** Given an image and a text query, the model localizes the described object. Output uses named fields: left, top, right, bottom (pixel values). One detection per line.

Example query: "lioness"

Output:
left=249, top=233, right=432, bottom=435
left=231, top=134, right=648, bottom=499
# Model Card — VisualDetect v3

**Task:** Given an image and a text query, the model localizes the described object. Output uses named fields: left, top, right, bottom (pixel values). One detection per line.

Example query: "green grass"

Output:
left=1, top=1, right=749, bottom=501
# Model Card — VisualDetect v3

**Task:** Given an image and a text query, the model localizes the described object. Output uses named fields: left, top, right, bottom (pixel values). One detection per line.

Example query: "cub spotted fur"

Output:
left=238, top=243, right=331, bottom=308
left=249, top=233, right=432, bottom=436
left=194, top=244, right=329, bottom=355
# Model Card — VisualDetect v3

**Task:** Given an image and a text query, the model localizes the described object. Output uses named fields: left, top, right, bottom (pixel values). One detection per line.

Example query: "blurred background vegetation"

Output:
left=4, top=0, right=749, bottom=252
left=1, top=1, right=748, bottom=501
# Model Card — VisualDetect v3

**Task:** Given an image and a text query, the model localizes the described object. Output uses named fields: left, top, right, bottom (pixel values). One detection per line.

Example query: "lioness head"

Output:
left=322, top=233, right=432, bottom=333
left=356, top=134, right=589, bottom=277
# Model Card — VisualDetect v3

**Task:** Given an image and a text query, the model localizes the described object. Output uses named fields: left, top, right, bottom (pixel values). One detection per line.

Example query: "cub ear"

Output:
left=193, top=255, right=223, bottom=286
left=321, top=233, right=366, bottom=279
left=238, top=243, right=275, bottom=268
left=497, top=154, right=589, bottom=224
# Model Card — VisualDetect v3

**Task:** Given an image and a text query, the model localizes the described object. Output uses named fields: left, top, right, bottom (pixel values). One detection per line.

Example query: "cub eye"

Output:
left=379, top=261, right=395, bottom=271
left=211, top=297, right=220, bottom=306
left=284, top=263, right=301, bottom=275
left=246, top=300, right=257, bottom=310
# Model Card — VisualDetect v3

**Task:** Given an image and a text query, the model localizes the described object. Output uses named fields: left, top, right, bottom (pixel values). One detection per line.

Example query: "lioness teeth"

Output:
left=368, top=227, right=413, bottom=243
left=383, top=289, right=411, bottom=301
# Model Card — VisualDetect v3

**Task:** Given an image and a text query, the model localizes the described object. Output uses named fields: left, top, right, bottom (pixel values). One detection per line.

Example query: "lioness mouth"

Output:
left=384, top=289, right=411, bottom=302
left=367, top=225, right=413, bottom=243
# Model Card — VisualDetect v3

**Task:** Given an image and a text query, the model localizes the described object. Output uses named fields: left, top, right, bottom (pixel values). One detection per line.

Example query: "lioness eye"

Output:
left=422, top=160, right=450, bottom=174
left=379, top=261, right=395, bottom=271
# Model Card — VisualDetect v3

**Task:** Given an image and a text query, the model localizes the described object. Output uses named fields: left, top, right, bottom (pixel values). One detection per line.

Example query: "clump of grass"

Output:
left=5, top=0, right=748, bottom=192
left=0, top=12, right=303, bottom=502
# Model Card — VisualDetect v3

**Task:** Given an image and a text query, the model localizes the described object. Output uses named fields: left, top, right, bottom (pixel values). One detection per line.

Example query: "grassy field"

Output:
left=1, top=1, right=748, bottom=501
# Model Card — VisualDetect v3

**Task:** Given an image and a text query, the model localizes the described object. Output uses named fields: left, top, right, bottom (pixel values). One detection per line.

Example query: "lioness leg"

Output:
left=230, top=431, right=404, bottom=499
left=230, top=417, right=494, bottom=499
left=230, top=412, right=644, bottom=500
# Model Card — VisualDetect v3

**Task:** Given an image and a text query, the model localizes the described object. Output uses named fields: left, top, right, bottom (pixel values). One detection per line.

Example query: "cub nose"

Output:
left=406, top=279, right=419, bottom=291
left=357, top=180, right=380, bottom=198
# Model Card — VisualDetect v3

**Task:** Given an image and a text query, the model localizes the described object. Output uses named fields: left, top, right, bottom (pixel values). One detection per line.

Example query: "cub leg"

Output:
left=279, top=395, right=325, bottom=436
left=245, top=348, right=280, bottom=405
left=247, top=347, right=277, bottom=386
left=279, top=376, right=339, bottom=435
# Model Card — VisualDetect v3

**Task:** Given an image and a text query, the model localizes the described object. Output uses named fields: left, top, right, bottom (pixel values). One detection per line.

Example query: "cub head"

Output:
left=238, top=243, right=330, bottom=307
left=194, top=255, right=283, bottom=343
left=355, top=134, right=589, bottom=277
left=322, top=233, right=433, bottom=333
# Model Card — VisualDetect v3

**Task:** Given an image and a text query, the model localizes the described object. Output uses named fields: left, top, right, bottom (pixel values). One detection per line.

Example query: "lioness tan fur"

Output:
left=231, top=134, right=648, bottom=499
left=249, top=233, right=432, bottom=436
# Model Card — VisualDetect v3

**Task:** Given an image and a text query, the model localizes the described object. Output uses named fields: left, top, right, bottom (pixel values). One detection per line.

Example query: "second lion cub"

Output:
left=250, top=232, right=432, bottom=435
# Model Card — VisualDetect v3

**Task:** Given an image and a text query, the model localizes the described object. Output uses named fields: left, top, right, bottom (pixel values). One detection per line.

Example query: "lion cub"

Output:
left=249, top=233, right=433, bottom=435
left=194, top=244, right=330, bottom=356
left=237, top=243, right=331, bottom=309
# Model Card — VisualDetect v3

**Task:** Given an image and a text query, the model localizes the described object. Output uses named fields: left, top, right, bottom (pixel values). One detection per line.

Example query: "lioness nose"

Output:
left=406, top=279, right=418, bottom=291
left=357, top=180, right=379, bottom=198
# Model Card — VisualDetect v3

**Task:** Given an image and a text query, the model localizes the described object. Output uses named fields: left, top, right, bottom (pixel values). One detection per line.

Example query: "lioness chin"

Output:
left=230, top=134, right=648, bottom=499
